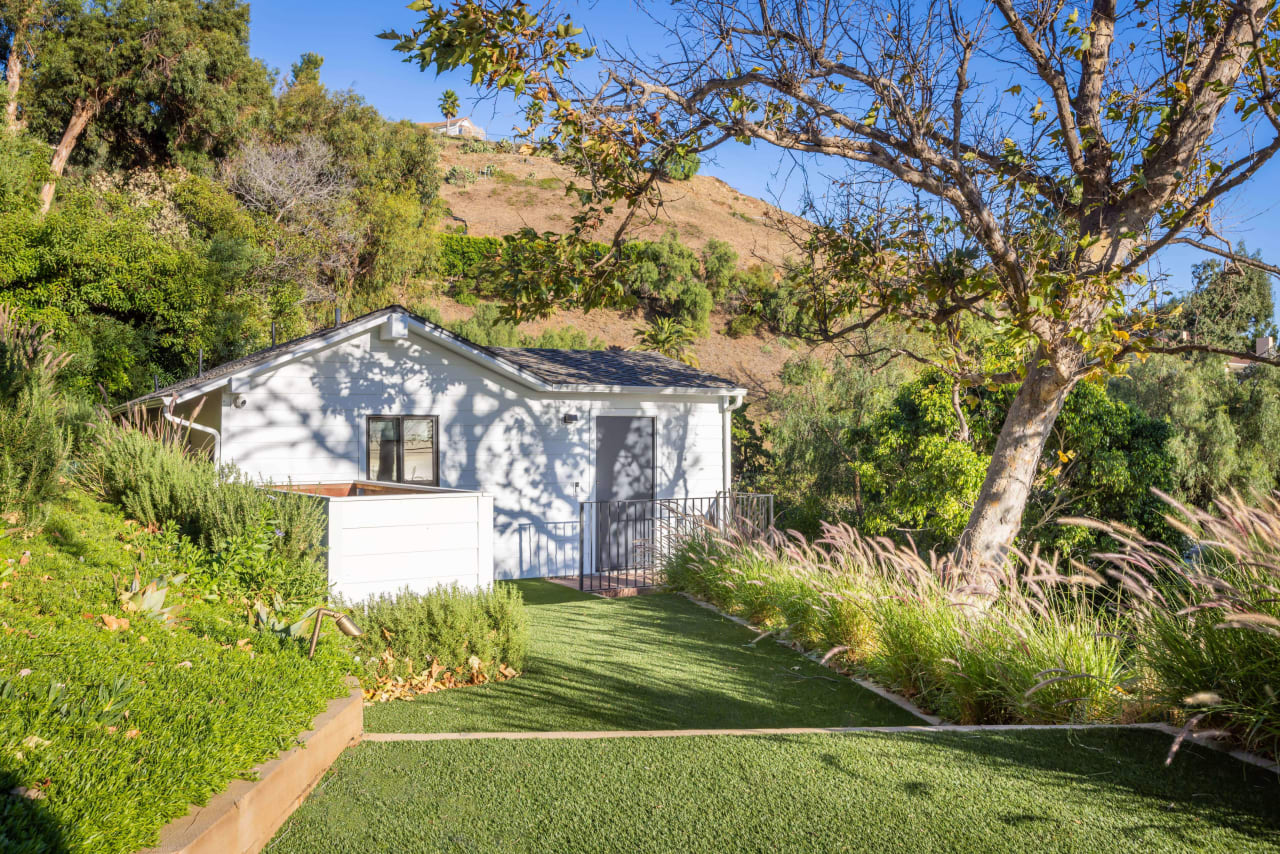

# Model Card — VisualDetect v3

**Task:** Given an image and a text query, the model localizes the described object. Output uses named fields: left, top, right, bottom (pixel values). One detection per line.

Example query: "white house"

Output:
left=419, top=117, right=487, bottom=139
left=127, top=306, right=747, bottom=595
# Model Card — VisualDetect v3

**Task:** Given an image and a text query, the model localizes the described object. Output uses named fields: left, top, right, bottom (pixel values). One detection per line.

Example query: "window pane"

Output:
left=402, top=417, right=436, bottom=484
left=368, top=418, right=400, bottom=482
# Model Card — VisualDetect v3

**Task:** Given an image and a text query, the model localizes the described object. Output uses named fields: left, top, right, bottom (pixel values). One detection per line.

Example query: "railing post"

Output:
left=578, top=501, right=585, bottom=592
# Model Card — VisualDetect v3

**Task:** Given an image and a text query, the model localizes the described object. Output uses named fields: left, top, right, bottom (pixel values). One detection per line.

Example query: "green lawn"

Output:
left=362, top=580, right=920, bottom=733
left=266, top=728, right=1280, bottom=853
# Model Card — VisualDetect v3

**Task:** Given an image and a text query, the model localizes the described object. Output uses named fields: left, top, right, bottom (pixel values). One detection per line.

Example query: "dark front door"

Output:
left=594, top=416, right=655, bottom=573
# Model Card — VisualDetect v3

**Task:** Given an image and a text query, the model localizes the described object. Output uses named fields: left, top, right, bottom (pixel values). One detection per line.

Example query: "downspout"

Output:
left=163, top=402, right=221, bottom=464
left=720, top=393, right=744, bottom=495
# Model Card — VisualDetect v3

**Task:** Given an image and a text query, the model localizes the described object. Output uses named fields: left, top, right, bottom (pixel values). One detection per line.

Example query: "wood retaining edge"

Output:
left=137, top=678, right=364, bottom=854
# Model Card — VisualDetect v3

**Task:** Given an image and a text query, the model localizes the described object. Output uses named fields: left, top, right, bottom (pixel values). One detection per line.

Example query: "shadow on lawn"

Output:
left=811, top=729, right=1280, bottom=845
left=366, top=590, right=919, bottom=732
left=0, top=766, right=68, bottom=853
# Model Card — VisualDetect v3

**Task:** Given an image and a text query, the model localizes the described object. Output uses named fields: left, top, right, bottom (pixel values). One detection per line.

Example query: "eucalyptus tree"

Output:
left=385, top=0, right=1280, bottom=581
left=2, top=0, right=269, bottom=212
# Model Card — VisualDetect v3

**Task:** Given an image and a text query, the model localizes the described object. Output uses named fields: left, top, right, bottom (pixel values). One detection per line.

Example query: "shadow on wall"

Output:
left=229, top=328, right=704, bottom=580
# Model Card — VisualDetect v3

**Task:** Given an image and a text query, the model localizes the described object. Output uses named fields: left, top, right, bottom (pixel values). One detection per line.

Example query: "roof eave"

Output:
left=114, top=307, right=748, bottom=407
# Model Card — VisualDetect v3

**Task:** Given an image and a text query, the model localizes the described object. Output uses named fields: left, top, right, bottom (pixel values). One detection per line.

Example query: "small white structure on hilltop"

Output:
left=124, top=306, right=760, bottom=600
left=420, top=117, right=486, bottom=139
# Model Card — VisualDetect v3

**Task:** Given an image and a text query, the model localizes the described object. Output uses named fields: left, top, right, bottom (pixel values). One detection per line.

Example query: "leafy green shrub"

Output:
left=75, top=416, right=327, bottom=602
left=0, top=491, right=351, bottom=853
left=0, top=132, right=50, bottom=213
left=0, top=383, right=70, bottom=531
left=436, top=233, right=504, bottom=279
left=621, top=231, right=714, bottom=335
left=460, top=138, right=493, bottom=154
left=348, top=585, right=529, bottom=682
left=726, top=314, right=761, bottom=338
left=445, top=165, right=478, bottom=185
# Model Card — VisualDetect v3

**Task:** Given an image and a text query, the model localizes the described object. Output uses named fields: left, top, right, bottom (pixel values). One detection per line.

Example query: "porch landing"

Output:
left=546, top=573, right=664, bottom=598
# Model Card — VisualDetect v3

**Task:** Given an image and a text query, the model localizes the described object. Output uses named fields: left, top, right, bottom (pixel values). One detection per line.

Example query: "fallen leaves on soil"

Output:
left=363, top=656, right=520, bottom=703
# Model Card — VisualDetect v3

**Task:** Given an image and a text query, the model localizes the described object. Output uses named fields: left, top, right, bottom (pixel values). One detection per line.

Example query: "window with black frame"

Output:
left=366, top=415, right=439, bottom=485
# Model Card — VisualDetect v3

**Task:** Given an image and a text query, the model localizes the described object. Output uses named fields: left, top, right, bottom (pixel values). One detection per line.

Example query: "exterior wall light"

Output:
left=307, top=608, right=364, bottom=659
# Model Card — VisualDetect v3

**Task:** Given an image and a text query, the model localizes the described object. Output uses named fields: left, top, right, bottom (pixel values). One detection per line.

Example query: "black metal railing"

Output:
left=577, top=493, right=774, bottom=592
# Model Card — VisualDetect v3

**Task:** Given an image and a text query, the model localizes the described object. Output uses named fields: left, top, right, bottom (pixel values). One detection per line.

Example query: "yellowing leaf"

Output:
left=101, top=614, right=130, bottom=632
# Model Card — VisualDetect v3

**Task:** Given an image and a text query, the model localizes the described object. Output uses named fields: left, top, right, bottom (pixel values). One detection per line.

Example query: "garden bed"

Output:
left=0, top=492, right=353, bottom=853
left=140, top=680, right=362, bottom=854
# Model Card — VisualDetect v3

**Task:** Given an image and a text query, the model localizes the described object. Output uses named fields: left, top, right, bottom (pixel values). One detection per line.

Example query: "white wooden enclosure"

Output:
left=277, top=482, right=494, bottom=602
left=147, top=307, right=746, bottom=585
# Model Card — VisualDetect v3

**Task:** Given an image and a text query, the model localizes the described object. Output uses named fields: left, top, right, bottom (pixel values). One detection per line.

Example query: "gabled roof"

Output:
left=124, top=305, right=743, bottom=408
left=490, top=347, right=738, bottom=390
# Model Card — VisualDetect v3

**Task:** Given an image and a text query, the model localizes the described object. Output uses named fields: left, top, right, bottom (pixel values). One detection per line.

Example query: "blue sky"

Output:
left=248, top=1, right=1280, bottom=300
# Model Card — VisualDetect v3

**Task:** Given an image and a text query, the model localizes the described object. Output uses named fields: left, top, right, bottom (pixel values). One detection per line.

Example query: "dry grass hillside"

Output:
left=427, top=135, right=832, bottom=394
left=436, top=137, right=806, bottom=267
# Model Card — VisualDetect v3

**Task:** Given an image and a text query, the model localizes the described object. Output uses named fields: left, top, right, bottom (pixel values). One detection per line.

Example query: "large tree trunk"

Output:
left=3, top=1, right=40, bottom=133
left=4, top=36, right=22, bottom=133
left=952, top=349, right=1076, bottom=587
left=37, top=98, right=94, bottom=213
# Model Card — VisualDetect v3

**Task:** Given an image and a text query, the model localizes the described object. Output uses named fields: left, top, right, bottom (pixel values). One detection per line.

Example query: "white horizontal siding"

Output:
left=326, top=493, right=494, bottom=601
left=222, top=328, right=729, bottom=580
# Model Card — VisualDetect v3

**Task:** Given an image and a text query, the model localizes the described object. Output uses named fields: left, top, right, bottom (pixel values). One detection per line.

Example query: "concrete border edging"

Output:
left=365, top=723, right=1167, bottom=742
left=137, top=679, right=364, bottom=854
left=676, top=592, right=1278, bottom=775
left=362, top=724, right=1278, bottom=773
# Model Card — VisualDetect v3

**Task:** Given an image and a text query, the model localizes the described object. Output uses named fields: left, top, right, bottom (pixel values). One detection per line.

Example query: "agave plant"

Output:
left=117, top=571, right=187, bottom=627
left=251, top=596, right=316, bottom=639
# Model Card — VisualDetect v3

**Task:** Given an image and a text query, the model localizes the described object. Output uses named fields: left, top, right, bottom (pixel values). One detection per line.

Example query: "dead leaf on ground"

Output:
left=17, top=552, right=29, bottom=566
left=362, top=659, right=520, bottom=703
left=124, top=729, right=140, bottom=739
left=10, top=786, right=45, bottom=800
left=20, top=736, right=50, bottom=750
left=101, top=614, right=130, bottom=632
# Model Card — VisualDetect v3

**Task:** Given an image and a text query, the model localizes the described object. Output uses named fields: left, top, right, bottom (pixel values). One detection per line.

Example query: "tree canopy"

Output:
left=386, top=0, right=1280, bottom=580
left=3, top=0, right=271, bottom=211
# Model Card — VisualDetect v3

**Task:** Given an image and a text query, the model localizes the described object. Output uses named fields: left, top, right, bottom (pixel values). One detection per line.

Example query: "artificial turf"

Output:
left=362, top=580, right=920, bottom=733
left=266, top=728, right=1280, bottom=853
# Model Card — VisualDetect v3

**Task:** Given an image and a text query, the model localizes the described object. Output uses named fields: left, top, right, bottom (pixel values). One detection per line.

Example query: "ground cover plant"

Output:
left=266, top=729, right=1280, bottom=854
left=362, top=580, right=918, bottom=733
left=348, top=584, right=530, bottom=697
left=0, top=491, right=351, bottom=854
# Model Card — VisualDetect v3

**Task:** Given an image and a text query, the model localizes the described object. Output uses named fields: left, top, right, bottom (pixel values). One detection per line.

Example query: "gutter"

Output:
left=720, top=393, right=745, bottom=494
left=163, top=405, right=221, bottom=464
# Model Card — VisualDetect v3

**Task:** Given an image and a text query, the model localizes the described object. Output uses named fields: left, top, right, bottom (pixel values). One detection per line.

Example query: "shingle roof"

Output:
left=490, top=347, right=739, bottom=389
left=125, top=306, right=740, bottom=407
